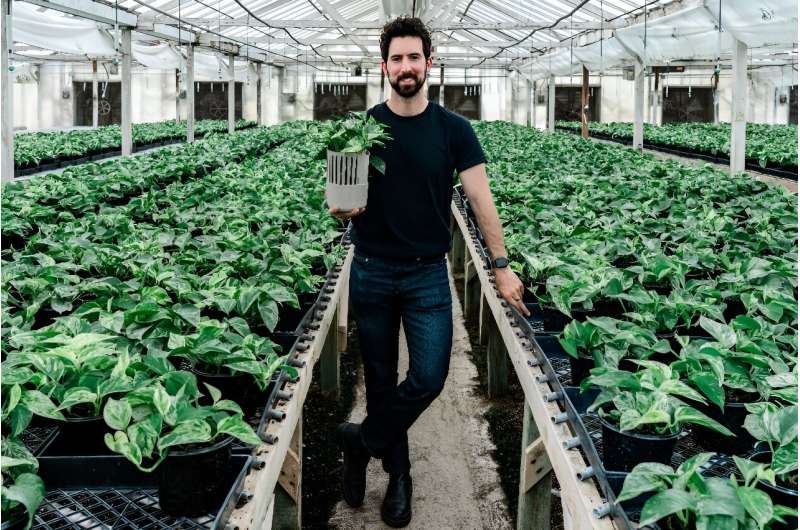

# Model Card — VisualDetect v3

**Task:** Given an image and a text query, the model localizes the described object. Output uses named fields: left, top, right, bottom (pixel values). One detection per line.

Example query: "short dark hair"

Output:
left=379, top=16, right=432, bottom=62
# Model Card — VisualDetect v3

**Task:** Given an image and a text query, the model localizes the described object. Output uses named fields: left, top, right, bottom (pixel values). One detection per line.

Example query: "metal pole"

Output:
left=531, top=81, right=537, bottom=129
left=652, top=70, right=659, bottom=125
left=581, top=66, right=589, bottom=138
left=228, top=54, right=235, bottom=133
left=256, top=63, right=262, bottom=126
left=120, top=28, right=132, bottom=156
left=546, top=74, right=555, bottom=133
left=175, top=69, right=180, bottom=122
left=1, top=0, right=12, bottom=181
left=186, top=44, right=195, bottom=142
left=527, top=78, right=532, bottom=127
left=92, top=60, right=99, bottom=127
left=633, top=61, right=644, bottom=151
left=439, top=65, right=445, bottom=106
left=277, top=66, right=285, bottom=123
left=730, top=39, right=747, bottom=173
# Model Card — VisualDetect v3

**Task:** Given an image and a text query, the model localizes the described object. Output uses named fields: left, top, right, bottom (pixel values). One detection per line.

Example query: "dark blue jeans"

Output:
left=349, top=250, right=453, bottom=475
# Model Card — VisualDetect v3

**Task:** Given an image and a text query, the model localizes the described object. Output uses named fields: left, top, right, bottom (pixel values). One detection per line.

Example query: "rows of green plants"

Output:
left=555, top=120, right=798, bottom=169
left=1, top=121, right=347, bottom=527
left=3, top=124, right=293, bottom=250
left=472, top=121, right=797, bottom=529
left=14, top=119, right=256, bottom=169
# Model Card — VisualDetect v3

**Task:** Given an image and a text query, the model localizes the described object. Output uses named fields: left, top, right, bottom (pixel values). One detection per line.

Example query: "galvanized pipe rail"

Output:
left=449, top=198, right=618, bottom=530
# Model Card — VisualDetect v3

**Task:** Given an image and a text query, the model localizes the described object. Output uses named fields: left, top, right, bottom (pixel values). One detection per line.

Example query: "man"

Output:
left=330, top=16, right=529, bottom=528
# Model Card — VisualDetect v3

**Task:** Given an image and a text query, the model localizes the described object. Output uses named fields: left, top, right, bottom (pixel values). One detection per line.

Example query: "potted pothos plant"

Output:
left=744, top=402, right=798, bottom=528
left=321, top=112, right=391, bottom=173
left=102, top=372, right=261, bottom=516
left=1, top=437, right=45, bottom=530
left=1, top=333, right=137, bottom=455
left=321, top=112, right=391, bottom=211
left=672, top=315, right=783, bottom=454
left=616, top=452, right=798, bottom=529
left=558, top=317, right=672, bottom=385
left=582, top=361, right=734, bottom=472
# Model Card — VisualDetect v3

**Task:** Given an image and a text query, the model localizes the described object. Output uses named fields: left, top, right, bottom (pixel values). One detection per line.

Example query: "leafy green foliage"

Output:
left=617, top=453, right=798, bottom=529
left=584, top=361, right=734, bottom=436
left=102, top=376, right=261, bottom=471
left=321, top=112, right=391, bottom=153
left=1, top=436, right=45, bottom=529
left=14, top=119, right=256, bottom=168
left=556, top=121, right=798, bottom=168
left=320, top=112, right=391, bottom=173
left=744, top=402, right=798, bottom=476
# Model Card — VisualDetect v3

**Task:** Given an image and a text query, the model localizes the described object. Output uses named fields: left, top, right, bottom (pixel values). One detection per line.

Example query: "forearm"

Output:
left=467, top=184, right=507, bottom=260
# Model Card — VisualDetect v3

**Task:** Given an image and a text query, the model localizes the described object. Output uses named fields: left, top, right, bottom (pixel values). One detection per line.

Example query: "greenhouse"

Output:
left=0, top=0, right=798, bottom=529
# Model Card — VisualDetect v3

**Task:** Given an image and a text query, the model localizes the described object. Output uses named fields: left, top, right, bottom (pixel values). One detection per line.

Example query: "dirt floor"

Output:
left=301, top=321, right=361, bottom=528
left=454, top=277, right=564, bottom=530
left=328, top=268, right=513, bottom=530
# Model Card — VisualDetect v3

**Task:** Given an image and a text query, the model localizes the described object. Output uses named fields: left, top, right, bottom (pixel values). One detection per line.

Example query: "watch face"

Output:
left=493, top=257, right=509, bottom=268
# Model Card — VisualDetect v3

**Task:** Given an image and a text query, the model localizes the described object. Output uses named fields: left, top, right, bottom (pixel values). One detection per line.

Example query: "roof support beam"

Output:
left=153, top=17, right=621, bottom=30
left=22, top=0, right=137, bottom=27
left=21, top=0, right=197, bottom=42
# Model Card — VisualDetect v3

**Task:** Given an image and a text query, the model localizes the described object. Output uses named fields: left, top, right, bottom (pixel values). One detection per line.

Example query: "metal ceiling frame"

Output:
left=14, top=0, right=797, bottom=72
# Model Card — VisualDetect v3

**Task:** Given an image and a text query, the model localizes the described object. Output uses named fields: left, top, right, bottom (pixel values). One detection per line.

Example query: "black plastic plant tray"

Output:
left=512, top=303, right=570, bottom=336
left=21, top=424, right=60, bottom=456
left=32, top=454, right=252, bottom=530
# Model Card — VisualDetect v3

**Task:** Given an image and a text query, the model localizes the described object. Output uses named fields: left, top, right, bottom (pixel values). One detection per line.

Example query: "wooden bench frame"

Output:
left=449, top=203, right=616, bottom=530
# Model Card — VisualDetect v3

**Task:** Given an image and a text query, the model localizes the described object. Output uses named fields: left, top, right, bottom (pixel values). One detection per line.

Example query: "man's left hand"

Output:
left=494, top=268, right=530, bottom=317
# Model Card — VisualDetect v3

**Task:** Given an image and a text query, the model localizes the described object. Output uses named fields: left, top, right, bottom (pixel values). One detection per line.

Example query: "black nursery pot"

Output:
left=606, top=471, right=659, bottom=526
left=42, top=415, right=110, bottom=456
left=750, top=451, right=798, bottom=530
left=569, top=354, right=595, bottom=386
left=600, top=415, right=681, bottom=472
left=158, top=436, right=233, bottom=517
left=692, top=399, right=757, bottom=455
left=0, top=504, right=28, bottom=530
left=191, top=363, right=261, bottom=408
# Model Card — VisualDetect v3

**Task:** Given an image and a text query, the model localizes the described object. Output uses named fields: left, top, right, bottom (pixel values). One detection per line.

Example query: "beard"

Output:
left=389, top=70, right=427, bottom=98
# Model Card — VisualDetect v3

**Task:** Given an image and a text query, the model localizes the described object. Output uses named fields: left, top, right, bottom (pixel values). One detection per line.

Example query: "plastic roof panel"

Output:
left=11, top=0, right=798, bottom=75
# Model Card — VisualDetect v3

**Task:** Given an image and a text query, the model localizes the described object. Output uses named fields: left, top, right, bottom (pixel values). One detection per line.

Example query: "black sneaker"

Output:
left=336, top=422, right=371, bottom=508
left=381, top=472, right=412, bottom=528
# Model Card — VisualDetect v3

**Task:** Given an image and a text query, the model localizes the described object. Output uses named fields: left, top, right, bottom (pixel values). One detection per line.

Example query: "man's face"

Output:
left=382, top=36, right=432, bottom=98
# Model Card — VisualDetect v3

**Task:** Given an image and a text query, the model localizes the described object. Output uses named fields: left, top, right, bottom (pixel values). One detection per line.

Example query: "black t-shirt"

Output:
left=351, top=101, right=486, bottom=259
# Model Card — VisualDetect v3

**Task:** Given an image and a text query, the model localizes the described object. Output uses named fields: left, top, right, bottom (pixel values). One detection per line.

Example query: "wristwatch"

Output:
left=491, top=256, right=510, bottom=269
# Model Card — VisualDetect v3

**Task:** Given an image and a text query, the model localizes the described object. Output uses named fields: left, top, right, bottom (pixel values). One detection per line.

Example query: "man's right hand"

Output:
left=329, top=207, right=365, bottom=220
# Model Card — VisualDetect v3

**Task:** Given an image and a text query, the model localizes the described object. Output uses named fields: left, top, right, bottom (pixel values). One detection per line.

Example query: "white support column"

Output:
left=546, top=74, right=555, bottom=133
left=256, top=62, right=262, bottom=126
left=439, top=65, right=445, bottom=106
left=650, top=75, right=658, bottom=126
left=277, top=66, right=286, bottom=122
left=186, top=44, right=195, bottom=142
left=228, top=54, right=235, bottom=133
left=531, top=81, right=537, bottom=129
left=633, top=61, right=645, bottom=151
left=1, top=0, right=13, bottom=181
left=730, top=39, right=747, bottom=174
left=527, top=78, right=532, bottom=127
left=175, top=69, right=180, bottom=122
left=120, top=28, right=132, bottom=156
left=92, top=60, right=99, bottom=128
